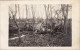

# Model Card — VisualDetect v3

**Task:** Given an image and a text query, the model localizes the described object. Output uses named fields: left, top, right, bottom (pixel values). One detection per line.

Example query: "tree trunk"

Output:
left=61, top=4, right=68, bottom=35
left=31, top=5, right=35, bottom=32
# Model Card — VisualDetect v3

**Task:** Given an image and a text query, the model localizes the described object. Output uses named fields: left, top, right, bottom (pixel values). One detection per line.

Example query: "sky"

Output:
left=9, top=4, right=72, bottom=19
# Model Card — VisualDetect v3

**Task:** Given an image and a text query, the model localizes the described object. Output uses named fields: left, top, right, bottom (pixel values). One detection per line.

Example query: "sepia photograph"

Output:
left=8, top=4, right=72, bottom=47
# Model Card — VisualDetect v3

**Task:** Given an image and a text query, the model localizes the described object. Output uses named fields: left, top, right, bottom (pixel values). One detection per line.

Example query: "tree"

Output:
left=26, top=5, right=28, bottom=19
left=44, top=4, right=55, bottom=46
left=9, top=4, right=22, bottom=45
left=31, top=5, right=35, bottom=32
left=24, top=5, right=28, bottom=30
left=44, top=4, right=54, bottom=31
left=61, top=4, right=69, bottom=35
left=44, top=4, right=50, bottom=31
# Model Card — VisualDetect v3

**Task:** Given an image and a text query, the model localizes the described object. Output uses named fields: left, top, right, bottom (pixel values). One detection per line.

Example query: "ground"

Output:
left=9, top=30, right=71, bottom=46
left=9, top=19, right=72, bottom=46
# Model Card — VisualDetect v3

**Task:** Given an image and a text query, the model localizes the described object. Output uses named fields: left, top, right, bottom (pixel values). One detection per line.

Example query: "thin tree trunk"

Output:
left=17, top=4, right=21, bottom=43
left=50, top=5, right=53, bottom=32
left=44, top=5, right=48, bottom=31
left=26, top=5, right=28, bottom=31
left=31, top=5, right=35, bottom=32
left=10, top=4, right=22, bottom=45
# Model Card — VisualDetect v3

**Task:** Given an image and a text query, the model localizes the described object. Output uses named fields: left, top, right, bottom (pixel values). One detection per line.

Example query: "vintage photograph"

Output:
left=9, top=4, right=72, bottom=46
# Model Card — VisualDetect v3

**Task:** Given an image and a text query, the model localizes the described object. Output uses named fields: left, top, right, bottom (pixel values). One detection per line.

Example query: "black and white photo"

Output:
left=9, top=4, right=72, bottom=46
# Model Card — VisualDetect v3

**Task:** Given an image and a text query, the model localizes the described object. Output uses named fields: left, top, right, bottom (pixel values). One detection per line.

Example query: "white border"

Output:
left=0, top=0, right=80, bottom=50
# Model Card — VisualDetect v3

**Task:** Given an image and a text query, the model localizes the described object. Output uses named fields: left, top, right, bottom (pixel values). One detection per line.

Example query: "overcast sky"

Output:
left=9, top=4, right=72, bottom=19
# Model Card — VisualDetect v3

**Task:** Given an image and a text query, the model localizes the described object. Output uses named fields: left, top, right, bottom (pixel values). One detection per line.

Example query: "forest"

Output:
left=9, top=4, right=72, bottom=46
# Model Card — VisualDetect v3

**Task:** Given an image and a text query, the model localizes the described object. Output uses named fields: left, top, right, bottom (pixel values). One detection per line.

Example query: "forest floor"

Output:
left=9, top=31, right=71, bottom=46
